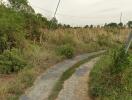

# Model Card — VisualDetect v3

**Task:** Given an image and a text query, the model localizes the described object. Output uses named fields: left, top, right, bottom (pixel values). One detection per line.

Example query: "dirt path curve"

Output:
left=56, top=57, right=99, bottom=100
left=20, top=51, right=104, bottom=100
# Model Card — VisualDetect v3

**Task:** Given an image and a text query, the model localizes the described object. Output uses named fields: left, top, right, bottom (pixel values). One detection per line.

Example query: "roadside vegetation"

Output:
left=89, top=47, right=132, bottom=100
left=0, top=0, right=131, bottom=100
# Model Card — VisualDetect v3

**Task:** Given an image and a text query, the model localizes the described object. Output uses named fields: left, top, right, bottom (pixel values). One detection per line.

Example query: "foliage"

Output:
left=56, top=44, right=74, bottom=58
left=127, top=21, right=132, bottom=28
left=0, top=49, right=27, bottom=74
left=105, top=23, right=118, bottom=28
left=49, top=17, right=58, bottom=29
left=8, top=0, right=34, bottom=13
left=89, top=49, right=132, bottom=100
left=84, top=25, right=89, bottom=28
left=0, top=5, right=26, bottom=52
left=0, top=4, right=50, bottom=53
left=110, top=47, right=130, bottom=74
left=118, top=22, right=123, bottom=28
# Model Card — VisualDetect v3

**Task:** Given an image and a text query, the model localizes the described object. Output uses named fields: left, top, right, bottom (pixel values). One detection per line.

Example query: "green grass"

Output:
left=48, top=52, right=105, bottom=100
left=89, top=50, right=132, bottom=100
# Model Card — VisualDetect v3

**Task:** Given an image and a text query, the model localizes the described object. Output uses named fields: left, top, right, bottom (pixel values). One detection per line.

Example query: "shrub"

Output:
left=89, top=49, right=132, bottom=100
left=130, top=43, right=132, bottom=49
left=0, top=49, right=27, bottom=74
left=110, top=47, right=130, bottom=74
left=56, top=44, right=74, bottom=58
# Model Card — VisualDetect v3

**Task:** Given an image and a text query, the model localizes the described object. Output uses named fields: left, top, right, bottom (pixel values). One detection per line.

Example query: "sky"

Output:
left=5, top=0, right=132, bottom=26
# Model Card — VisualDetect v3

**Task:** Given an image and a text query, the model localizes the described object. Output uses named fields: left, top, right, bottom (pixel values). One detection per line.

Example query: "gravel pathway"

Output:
left=20, top=51, right=104, bottom=100
left=56, top=57, right=99, bottom=100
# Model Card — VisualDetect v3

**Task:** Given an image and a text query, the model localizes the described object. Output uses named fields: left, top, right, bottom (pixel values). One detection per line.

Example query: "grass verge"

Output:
left=89, top=50, right=132, bottom=100
left=48, top=51, right=105, bottom=100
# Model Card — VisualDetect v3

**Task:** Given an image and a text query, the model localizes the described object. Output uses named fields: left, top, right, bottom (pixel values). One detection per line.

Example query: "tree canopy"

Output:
left=8, top=0, right=34, bottom=13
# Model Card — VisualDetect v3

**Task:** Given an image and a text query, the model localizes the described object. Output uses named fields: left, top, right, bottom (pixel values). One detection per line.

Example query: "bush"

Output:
left=56, top=44, right=74, bottom=58
left=0, top=49, right=27, bottom=74
left=110, top=47, right=130, bottom=74
left=130, top=43, right=132, bottom=49
left=89, top=49, right=132, bottom=100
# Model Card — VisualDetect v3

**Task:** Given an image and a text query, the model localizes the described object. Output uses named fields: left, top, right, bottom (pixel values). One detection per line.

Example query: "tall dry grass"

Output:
left=40, top=28, right=129, bottom=53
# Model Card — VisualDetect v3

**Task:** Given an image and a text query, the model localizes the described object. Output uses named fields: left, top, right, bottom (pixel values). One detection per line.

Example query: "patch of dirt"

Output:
left=0, top=74, right=15, bottom=84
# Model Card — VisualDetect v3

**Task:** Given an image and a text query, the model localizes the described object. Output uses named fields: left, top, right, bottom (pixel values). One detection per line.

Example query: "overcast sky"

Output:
left=28, top=0, right=131, bottom=26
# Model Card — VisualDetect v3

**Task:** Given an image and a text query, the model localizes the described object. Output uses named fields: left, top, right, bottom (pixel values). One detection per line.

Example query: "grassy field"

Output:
left=0, top=28, right=129, bottom=100
left=89, top=48, right=132, bottom=100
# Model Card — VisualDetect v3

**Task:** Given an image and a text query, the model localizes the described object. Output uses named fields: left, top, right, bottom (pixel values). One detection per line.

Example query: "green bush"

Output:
left=130, top=43, right=132, bottom=49
left=56, top=44, right=74, bottom=58
left=110, top=47, right=130, bottom=74
left=89, top=49, right=132, bottom=100
left=0, top=49, right=27, bottom=74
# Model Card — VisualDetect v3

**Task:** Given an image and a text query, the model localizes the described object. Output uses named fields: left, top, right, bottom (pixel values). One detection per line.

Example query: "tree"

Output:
left=49, top=17, right=58, bottom=29
left=8, top=0, right=34, bottom=13
left=0, top=4, right=26, bottom=52
left=9, top=0, right=27, bottom=9
left=127, top=21, right=132, bottom=28
left=58, top=23, right=63, bottom=28
left=118, top=22, right=123, bottom=28
left=84, top=25, right=89, bottom=28
left=105, top=23, right=118, bottom=28
left=63, top=24, right=71, bottom=28
left=90, top=25, right=93, bottom=28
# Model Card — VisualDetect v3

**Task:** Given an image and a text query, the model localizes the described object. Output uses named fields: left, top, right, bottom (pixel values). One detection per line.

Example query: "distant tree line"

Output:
left=84, top=21, right=132, bottom=29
